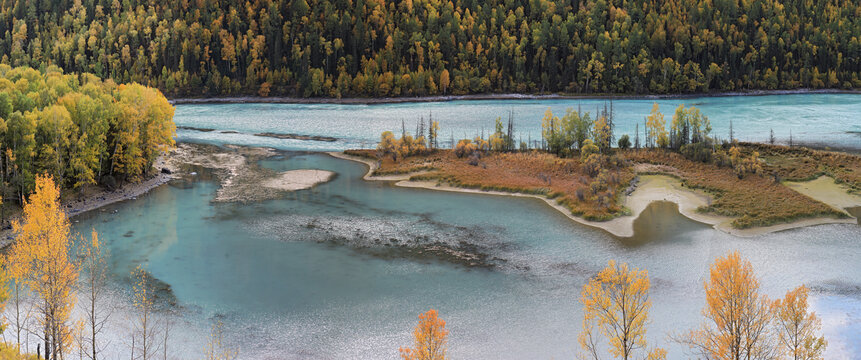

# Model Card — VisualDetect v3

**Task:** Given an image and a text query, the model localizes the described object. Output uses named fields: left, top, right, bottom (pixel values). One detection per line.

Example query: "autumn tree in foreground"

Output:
left=131, top=266, right=161, bottom=360
left=203, top=320, right=239, bottom=360
left=578, top=260, right=666, bottom=360
left=80, top=229, right=112, bottom=360
left=8, top=175, right=78, bottom=360
left=773, top=286, right=826, bottom=360
left=400, top=309, right=448, bottom=360
left=677, top=251, right=777, bottom=360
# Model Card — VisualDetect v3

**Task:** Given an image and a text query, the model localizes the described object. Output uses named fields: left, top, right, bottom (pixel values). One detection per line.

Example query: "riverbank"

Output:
left=0, top=156, right=177, bottom=249
left=1, top=143, right=341, bottom=249
left=330, top=150, right=861, bottom=238
left=170, top=89, right=861, bottom=105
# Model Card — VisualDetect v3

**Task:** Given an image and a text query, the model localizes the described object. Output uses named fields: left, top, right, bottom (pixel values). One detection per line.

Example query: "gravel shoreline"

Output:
left=0, top=155, right=176, bottom=249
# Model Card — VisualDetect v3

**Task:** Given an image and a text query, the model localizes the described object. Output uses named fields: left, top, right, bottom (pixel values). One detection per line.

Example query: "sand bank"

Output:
left=262, top=170, right=335, bottom=191
left=784, top=176, right=861, bottom=211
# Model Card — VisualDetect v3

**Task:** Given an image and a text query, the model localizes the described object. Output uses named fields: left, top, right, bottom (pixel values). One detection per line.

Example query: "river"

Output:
left=173, top=94, right=861, bottom=152
left=65, top=95, right=861, bottom=359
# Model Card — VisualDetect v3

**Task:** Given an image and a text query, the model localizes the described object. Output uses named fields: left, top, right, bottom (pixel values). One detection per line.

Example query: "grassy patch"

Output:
left=745, top=142, right=861, bottom=193
left=346, top=144, right=859, bottom=230
left=352, top=149, right=635, bottom=221
left=626, top=148, right=847, bottom=229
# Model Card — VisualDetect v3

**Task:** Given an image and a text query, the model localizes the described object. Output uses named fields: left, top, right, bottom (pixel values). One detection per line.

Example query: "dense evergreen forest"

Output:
left=0, top=0, right=858, bottom=98
left=0, top=65, right=174, bottom=202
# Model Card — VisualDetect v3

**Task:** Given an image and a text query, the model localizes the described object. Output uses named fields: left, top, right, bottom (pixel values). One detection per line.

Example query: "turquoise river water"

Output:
left=63, top=95, right=861, bottom=359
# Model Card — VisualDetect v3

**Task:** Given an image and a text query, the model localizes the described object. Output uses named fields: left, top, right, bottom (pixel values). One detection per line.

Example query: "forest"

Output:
left=0, top=0, right=858, bottom=98
left=0, top=65, right=175, bottom=204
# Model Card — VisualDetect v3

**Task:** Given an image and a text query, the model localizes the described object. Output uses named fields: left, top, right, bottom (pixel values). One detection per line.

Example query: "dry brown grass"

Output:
left=626, top=148, right=847, bottom=228
left=346, top=143, right=859, bottom=229
left=744, top=142, right=861, bottom=193
left=348, top=149, right=635, bottom=221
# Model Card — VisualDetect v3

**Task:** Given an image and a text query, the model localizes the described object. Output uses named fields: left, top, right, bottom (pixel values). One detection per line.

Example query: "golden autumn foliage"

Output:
left=376, top=130, right=429, bottom=162
left=773, top=286, right=827, bottom=360
left=7, top=174, right=78, bottom=360
left=203, top=321, right=239, bottom=360
left=0, top=66, right=175, bottom=200
left=112, top=83, right=177, bottom=181
left=400, top=309, right=448, bottom=360
left=80, top=228, right=111, bottom=360
left=0, top=259, right=7, bottom=329
left=645, top=103, right=668, bottom=148
left=677, top=251, right=777, bottom=360
left=729, top=146, right=763, bottom=179
left=591, top=115, right=613, bottom=153
left=454, top=139, right=478, bottom=159
left=578, top=260, right=666, bottom=360
left=131, top=265, right=160, bottom=360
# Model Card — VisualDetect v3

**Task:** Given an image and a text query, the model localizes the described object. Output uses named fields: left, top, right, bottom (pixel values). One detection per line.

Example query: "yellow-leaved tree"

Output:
left=591, top=115, right=613, bottom=153
left=131, top=265, right=160, bottom=360
left=578, top=260, right=666, bottom=360
left=773, top=285, right=827, bottom=360
left=400, top=309, right=448, bottom=360
left=677, top=251, right=776, bottom=360
left=112, top=83, right=176, bottom=181
left=80, top=228, right=111, bottom=360
left=8, top=174, right=78, bottom=360
left=203, top=320, right=239, bottom=360
left=645, top=103, right=667, bottom=148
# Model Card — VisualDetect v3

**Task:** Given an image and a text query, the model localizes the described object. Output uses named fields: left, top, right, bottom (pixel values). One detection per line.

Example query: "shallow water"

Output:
left=174, top=94, right=861, bottom=152
left=67, top=151, right=861, bottom=359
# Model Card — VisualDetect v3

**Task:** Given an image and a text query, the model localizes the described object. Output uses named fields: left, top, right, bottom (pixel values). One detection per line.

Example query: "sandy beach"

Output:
left=330, top=152, right=861, bottom=238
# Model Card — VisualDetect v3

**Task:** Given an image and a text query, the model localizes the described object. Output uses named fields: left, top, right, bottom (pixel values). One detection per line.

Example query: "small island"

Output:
left=334, top=105, right=861, bottom=237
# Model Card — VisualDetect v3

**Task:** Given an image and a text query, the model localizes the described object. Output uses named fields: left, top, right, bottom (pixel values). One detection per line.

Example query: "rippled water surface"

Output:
left=174, top=94, right=861, bottom=151
left=68, top=96, right=861, bottom=359
left=69, top=152, right=861, bottom=359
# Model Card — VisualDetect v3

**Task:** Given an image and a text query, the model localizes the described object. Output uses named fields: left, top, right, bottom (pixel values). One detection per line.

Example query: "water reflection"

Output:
left=846, top=206, right=861, bottom=225
left=618, top=201, right=707, bottom=247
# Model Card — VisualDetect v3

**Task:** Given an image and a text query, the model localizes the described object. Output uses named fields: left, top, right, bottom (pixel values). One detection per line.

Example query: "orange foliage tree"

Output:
left=399, top=309, right=448, bottom=360
left=773, top=285, right=827, bottom=360
left=7, top=175, right=78, bottom=360
left=578, top=260, right=666, bottom=360
left=677, top=251, right=777, bottom=360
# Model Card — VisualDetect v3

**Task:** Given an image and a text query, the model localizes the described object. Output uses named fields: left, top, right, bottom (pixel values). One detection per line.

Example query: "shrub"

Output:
left=467, top=152, right=480, bottom=166
left=618, top=134, right=631, bottom=149
left=583, top=153, right=605, bottom=177
left=581, top=139, right=600, bottom=160
left=455, top=139, right=477, bottom=158
left=681, top=141, right=714, bottom=163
